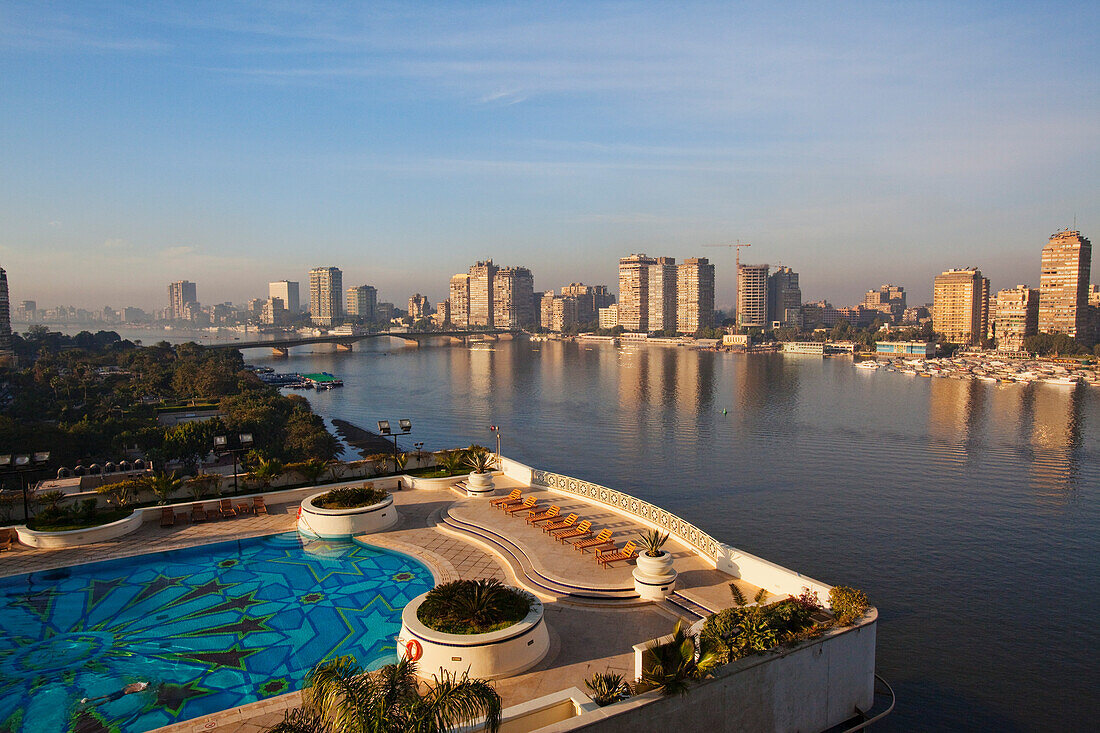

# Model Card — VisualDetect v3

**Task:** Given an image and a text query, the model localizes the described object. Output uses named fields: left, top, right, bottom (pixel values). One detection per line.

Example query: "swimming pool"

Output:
left=0, top=532, right=434, bottom=732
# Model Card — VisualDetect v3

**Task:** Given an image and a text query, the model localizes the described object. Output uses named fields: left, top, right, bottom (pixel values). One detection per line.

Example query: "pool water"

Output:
left=0, top=533, right=434, bottom=732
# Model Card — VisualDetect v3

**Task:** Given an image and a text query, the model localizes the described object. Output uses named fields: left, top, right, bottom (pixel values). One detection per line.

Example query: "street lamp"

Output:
left=0, top=451, right=51, bottom=521
left=414, top=442, right=424, bottom=465
left=489, top=425, right=502, bottom=463
left=377, top=419, right=412, bottom=471
left=213, top=433, right=254, bottom=495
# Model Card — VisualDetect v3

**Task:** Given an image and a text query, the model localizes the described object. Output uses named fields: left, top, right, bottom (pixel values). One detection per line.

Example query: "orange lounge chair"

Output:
left=526, top=505, right=560, bottom=525
left=191, top=503, right=208, bottom=523
left=489, top=489, right=522, bottom=508
left=504, top=496, right=538, bottom=516
left=160, top=507, right=175, bottom=528
left=253, top=496, right=268, bottom=515
left=573, top=528, right=614, bottom=553
left=497, top=493, right=529, bottom=512
left=597, top=541, right=638, bottom=568
left=542, top=513, right=578, bottom=534
left=219, top=499, right=237, bottom=518
left=552, top=519, right=592, bottom=542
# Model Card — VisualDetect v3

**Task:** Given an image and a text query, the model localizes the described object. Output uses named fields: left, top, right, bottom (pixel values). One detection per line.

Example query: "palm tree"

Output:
left=438, top=451, right=464, bottom=475
left=297, top=459, right=329, bottom=486
left=638, top=620, right=721, bottom=697
left=266, top=656, right=501, bottom=733
left=250, top=458, right=285, bottom=490
left=149, top=471, right=183, bottom=505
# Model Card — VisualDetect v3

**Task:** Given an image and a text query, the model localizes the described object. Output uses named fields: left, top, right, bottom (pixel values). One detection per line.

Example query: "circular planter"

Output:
left=398, top=590, right=549, bottom=679
left=297, top=491, right=398, bottom=539
left=15, top=510, right=143, bottom=549
left=466, top=471, right=495, bottom=497
left=633, top=550, right=677, bottom=601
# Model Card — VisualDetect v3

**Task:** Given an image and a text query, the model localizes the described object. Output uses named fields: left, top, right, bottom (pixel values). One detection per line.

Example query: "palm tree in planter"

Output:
left=633, top=529, right=676, bottom=600
left=267, top=656, right=501, bottom=733
left=464, top=449, right=497, bottom=495
left=637, top=620, right=721, bottom=697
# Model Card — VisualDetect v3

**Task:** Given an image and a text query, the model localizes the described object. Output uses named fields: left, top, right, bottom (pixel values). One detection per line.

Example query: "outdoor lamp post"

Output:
left=377, top=419, right=412, bottom=471
left=414, top=442, right=424, bottom=465
left=489, top=425, right=502, bottom=463
left=214, top=433, right=254, bottom=495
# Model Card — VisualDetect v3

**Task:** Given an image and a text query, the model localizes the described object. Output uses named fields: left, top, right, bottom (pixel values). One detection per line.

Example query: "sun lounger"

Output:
left=0, top=528, right=14, bottom=551
left=526, top=505, right=560, bottom=525
left=573, top=528, right=614, bottom=553
left=504, top=496, right=538, bottom=516
left=542, top=513, right=578, bottom=534
left=236, top=502, right=252, bottom=515
left=497, top=494, right=529, bottom=512
left=253, top=496, right=268, bottom=515
left=219, top=499, right=237, bottom=518
left=597, top=541, right=638, bottom=567
left=191, top=503, right=207, bottom=523
left=160, top=508, right=175, bottom=528
left=489, top=489, right=522, bottom=508
left=552, top=519, right=592, bottom=542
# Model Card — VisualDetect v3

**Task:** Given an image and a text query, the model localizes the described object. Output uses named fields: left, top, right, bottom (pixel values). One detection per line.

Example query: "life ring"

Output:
left=297, top=506, right=302, bottom=520
left=405, top=639, right=423, bottom=661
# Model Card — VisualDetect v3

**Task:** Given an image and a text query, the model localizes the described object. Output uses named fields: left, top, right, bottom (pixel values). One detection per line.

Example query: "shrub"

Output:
left=417, top=579, right=533, bottom=635
left=96, top=479, right=142, bottom=508
left=829, top=586, right=868, bottom=625
left=794, top=587, right=823, bottom=613
left=78, top=498, right=98, bottom=522
left=585, top=672, right=631, bottom=706
left=315, top=484, right=388, bottom=510
left=638, top=529, right=670, bottom=557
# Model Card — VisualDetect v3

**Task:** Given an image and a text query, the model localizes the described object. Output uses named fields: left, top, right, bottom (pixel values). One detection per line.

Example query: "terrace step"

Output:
left=436, top=509, right=642, bottom=605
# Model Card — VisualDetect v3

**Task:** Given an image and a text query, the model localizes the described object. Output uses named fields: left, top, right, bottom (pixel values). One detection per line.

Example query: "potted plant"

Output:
left=464, top=447, right=496, bottom=495
left=633, top=529, right=677, bottom=600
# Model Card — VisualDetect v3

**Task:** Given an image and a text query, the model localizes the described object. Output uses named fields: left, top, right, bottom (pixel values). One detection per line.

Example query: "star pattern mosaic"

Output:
left=0, top=532, right=433, bottom=733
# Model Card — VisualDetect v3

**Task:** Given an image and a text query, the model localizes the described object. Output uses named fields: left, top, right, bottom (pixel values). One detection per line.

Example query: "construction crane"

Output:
left=703, top=240, right=751, bottom=326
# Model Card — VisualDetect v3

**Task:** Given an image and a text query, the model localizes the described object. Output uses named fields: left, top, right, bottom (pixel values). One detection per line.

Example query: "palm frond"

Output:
left=416, top=669, right=502, bottom=733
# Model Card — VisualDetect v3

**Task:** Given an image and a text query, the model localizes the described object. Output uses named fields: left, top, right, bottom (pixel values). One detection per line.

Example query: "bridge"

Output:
left=207, top=329, right=521, bottom=357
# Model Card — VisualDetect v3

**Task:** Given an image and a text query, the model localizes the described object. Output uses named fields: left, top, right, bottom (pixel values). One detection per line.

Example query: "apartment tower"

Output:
left=0, top=267, right=10, bottom=356
left=346, top=285, right=377, bottom=322
left=677, top=258, right=715, bottom=334
left=618, top=254, right=656, bottom=332
left=994, top=286, right=1039, bottom=351
left=647, top=257, right=678, bottom=333
left=1038, top=229, right=1092, bottom=341
left=737, top=265, right=769, bottom=329
left=167, top=280, right=198, bottom=321
left=268, top=281, right=300, bottom=314
left=309, top=267, right=343, bottom=326
left=493, top=267, right=535, bottom=328
left=767, top=267, right=802, bottom=326
left=932, top=268, right=989, bottom=345
left=468, top=260, right=497, bottom=327
left=449, top=274, right=470, bottom=328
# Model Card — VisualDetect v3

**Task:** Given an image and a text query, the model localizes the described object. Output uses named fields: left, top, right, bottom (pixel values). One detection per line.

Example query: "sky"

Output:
left=1, top=1, right=1098, bottom=312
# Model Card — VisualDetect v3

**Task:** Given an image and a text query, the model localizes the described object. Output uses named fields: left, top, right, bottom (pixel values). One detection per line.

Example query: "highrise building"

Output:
left=346, top=285, right=378, bottom=321
left=677, top=257, right=715, bottom=334
left=737, top=265, right=769, bottom=329
left=408, top=293, right=431, bottom=320
left=1088, top=283, right=1100, bottom=307
left=932, top=268, right=989, bottom=345
left=647, top=257, right=678, bottom=333
left=1038, top=229, right=1092, bottom=340
left=468, top=260, right=497, bottom=327
left=618, top=254, right=656, bottom=332
left=167, top=280, right=197, bottom=320
left=269, top=281, right=300, bottom=314
left=0, top=268, right=11, bottom=356
left=17, top=300, right=36, bottom=321
left=598, top=304, right=619, bottom=329
left=449, top=274, right=470, bottom=328
left=539, top=291, right=556, bottom=329
left=434, top=300, right=451, bottom=327
left=494, top=267, right=535, bottom=328
left=767, top=267, right=802, bottom=326
left=309, top=267, right=343, bottom=326
left=560, top=283, right=614, bottom=325
left=994, top=286, right=1039, bottom=351
left=261, top=297, right=287, bottom=326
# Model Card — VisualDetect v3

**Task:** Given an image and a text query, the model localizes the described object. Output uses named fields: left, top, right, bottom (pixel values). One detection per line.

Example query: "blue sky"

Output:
left=1, top=1, right=1097, bottom=311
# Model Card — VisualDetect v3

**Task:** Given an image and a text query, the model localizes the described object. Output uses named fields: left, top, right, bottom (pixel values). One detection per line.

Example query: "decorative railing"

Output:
left=530, top=470, right=721, bottom=562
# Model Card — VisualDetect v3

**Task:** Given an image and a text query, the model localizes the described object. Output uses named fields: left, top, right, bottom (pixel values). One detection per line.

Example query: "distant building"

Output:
left=800, top=300, right=839, bottom=328
left=121, top=306, right=147, bottom=323
left=598, top=304, right=619, bottom=329
left=1038, top=229, right=1092, bottom=341
left=647, top=257, right=678, bottom=333
left=346, top=285, right=378, bottom=322
left=494, top=267, right=535, bottom=328
left=551, top=296, right=578, bottom=332
left=0, top=268, right=11, bottom=357
left=376, top=302, right=396, bottom=322
left=618, top=254, right=656, bottom=332
left=261, top=296, right=287, bottom=326
left=737, top=264, right=769, bottom=329
left=861, top=284, right=906, bottom=322
left=449, top=274, right=470, bottom=328
left=309, top=267, right=343, bottom=326
left=767, top=267, right=801, bottom=326
left=677, top=257, right=715, bottom=334
left=560, top=283, right=613, bottom=325
left=539, top=291, right=555, bottom=329
left=876, top=341, right=936, bottom=358
left=994, top=286, right=1039, bottom=351
left=17, top=299, right=36, bottom=321
left=408, top=293, right=431, bottom=321
left=468, top=260, right=497, bottom=327
left=932, top=268, right=989, bottom=345
left=1088, top=283, right=1100, bottom=307
left=433, top=300, right=450, bottom=327
left=269, top=280, right=300, bottom=314
left=246, top=298, right=265, bottom=322
left=168, top=280, right=197, bottom=320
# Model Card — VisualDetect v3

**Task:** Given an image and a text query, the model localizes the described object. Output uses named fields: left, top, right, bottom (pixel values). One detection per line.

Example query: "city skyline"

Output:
left=2, top=2, right=1097, bottom=309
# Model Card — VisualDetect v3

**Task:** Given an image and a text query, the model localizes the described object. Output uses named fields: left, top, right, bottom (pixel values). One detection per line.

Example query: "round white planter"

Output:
left=633, top=550, right=677, bottom=601
left=15, top=510, right=144, bottom=549
left=398, top=590, right=549, bottom=679
left=297, top=491, right=398, bottom=539
left=466, top=471, right=495, bottom=497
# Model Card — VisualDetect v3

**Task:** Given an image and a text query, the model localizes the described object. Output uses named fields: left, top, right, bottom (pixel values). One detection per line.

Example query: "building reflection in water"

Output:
left=1026, top=384, right=1085, bottom=504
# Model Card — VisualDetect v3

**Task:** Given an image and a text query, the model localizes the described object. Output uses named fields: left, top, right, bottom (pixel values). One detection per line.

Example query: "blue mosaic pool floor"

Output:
left=0, top=532, right=434, bottom=733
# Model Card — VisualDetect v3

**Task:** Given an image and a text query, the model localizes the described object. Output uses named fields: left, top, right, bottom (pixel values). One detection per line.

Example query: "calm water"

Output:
left=0, top=533, right=433, bottom=732
left=250, top=337, right=1100, bottom=732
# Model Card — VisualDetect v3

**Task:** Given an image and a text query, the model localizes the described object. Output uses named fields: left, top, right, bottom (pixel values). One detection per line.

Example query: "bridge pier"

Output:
left=272, top=347, right=289, bottom=357
left=335, top=342, right=354, bottom=352
left=400, top=338, right=420, bottom=347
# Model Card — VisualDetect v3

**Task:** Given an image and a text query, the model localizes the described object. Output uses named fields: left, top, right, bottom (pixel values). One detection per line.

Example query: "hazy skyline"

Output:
left=2, top=1, right=1097, bottom=311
